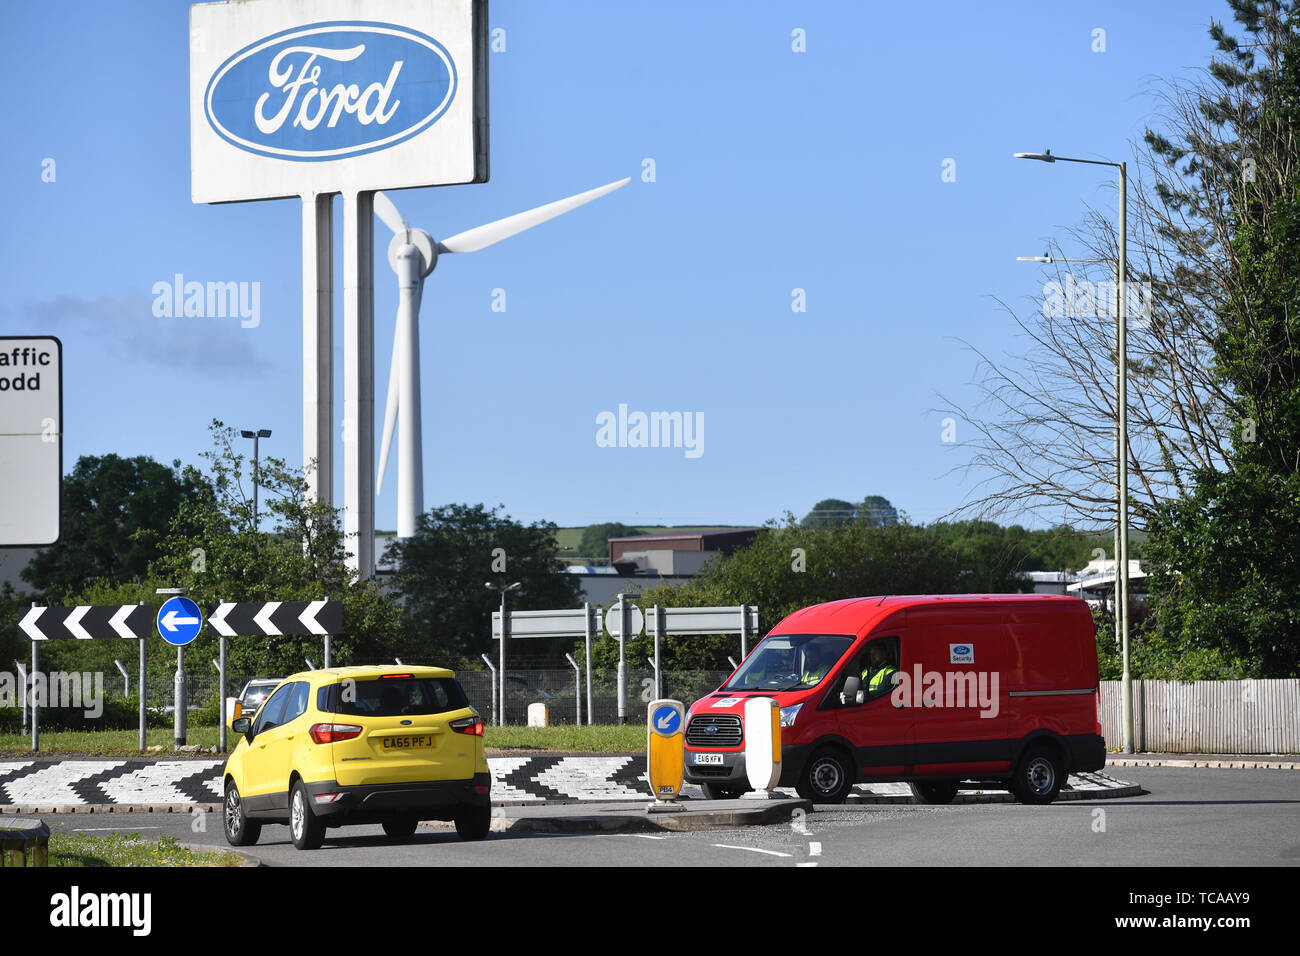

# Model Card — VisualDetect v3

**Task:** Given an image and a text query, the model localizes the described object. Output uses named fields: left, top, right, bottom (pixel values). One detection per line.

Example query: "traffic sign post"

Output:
left=157, top=597, right=203, bottom=749
left=491, top=605, right=600, bottom=726
left=646, top=699, right=685, bottom=810
left=605, top=595, right=645, bottom=725
left=207, top=599, right=342, bottom=750
left=17, top=602, right=154, bottom=753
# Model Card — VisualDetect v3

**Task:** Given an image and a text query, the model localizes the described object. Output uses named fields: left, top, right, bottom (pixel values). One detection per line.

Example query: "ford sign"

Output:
left=205, top=21, right=457, bottom=161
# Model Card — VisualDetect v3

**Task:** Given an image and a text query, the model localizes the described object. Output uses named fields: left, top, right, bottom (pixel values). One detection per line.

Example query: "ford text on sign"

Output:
left=190, top=0, right=488, bottom=202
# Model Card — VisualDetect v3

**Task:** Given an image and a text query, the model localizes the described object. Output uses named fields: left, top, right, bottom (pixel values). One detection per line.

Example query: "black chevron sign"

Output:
left=18, top=604, right=155, bottom=641
left=207, top=600, right=342, bottom=637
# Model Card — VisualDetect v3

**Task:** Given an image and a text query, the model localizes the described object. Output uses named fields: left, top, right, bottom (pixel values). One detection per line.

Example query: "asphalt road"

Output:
left=46, top=766, right=1299, bottom=867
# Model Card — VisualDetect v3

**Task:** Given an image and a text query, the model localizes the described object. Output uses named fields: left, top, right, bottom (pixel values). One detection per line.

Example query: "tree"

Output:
left=801, top=498, right=858, bottom=528
left=22, top=454, right=212, bottom=600
left=859, top=495, right=899, bottom=526
left=943, top=1, right=1298, bottom=532
left=1145, top=3, right=1300, bottom=677
left=801, top=496, right=898, bottom=528
left=387, top=504, right=583, bottom=666
left=577, top=522, right=642, bottom=562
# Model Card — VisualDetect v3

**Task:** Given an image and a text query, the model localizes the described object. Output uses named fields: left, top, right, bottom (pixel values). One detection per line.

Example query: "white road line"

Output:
left=711, top=843, right=793, bottom=858
left=796, top=862, right=820, bottom=867
left=628, top=834, right=668, bottom=840
left=71, top=826, right=162, bottom=832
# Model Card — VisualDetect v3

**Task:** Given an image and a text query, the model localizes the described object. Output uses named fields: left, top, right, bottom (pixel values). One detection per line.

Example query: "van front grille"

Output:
left=686, top=714, right=743, bottom=748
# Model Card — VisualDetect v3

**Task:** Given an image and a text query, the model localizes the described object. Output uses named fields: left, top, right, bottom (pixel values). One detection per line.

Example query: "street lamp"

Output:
left=240, top=429, right=272, bottom=528
left=1015, top=148, right=1133, bottom=753
left=486, top=581, right=522, bottom=726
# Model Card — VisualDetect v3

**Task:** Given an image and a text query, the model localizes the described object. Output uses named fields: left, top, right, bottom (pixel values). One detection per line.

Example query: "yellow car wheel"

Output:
left=224, top=781, right=261, bottom=847
left=289, top=781, right=326, bottom=850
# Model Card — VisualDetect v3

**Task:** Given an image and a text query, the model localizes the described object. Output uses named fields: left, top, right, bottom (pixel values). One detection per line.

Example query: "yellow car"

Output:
left=222, top=665, right=491, bottom=850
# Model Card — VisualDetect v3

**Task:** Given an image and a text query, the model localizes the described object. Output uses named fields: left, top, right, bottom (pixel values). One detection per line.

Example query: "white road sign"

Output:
left=0, top=336, right=61, bottom=546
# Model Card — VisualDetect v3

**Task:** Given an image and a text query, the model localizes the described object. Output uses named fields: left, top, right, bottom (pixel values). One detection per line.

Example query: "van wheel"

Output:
left=910, top=781, right=959, bottom=804
left=700, top=782, right=743, bottom=800
left=796, top=748, right=854, bottom=804
left=1012, top=745, right=1063, bottom=805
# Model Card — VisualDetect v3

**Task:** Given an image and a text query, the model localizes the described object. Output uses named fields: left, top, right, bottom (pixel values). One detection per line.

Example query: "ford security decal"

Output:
left=950, top=643, right=974, bottom=664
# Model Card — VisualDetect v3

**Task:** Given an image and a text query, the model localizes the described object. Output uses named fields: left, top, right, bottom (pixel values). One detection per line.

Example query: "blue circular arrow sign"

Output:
left=651, top=704, right=682, bottom=736
left=157, top=597, right=203, bottom=646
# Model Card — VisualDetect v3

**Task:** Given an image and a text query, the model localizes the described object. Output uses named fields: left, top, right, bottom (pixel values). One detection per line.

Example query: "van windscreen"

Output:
left=724, top=634, right=854, bottom=691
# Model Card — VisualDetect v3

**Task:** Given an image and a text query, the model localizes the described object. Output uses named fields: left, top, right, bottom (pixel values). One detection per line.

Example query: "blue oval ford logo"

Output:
left=704, top=725, right=717, bottom=735
left=954, top=645, right=971, bottom=655
left=400, top=719, right=413, bottom=726
left=205, top=20, right=457, bottom=162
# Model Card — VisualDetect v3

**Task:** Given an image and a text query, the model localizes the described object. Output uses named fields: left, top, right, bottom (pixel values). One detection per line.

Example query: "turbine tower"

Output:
left=373, top=177, right=630, bottom=538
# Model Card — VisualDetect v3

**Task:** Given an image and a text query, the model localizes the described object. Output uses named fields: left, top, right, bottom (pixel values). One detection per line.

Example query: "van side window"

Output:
left=858, top=637, right=901, bottom=697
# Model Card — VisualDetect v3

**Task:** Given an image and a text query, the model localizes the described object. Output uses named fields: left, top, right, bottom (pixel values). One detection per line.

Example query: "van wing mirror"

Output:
left=232, top=717, right=252, bottom=736
left=840, top=675, right=862, bottom=706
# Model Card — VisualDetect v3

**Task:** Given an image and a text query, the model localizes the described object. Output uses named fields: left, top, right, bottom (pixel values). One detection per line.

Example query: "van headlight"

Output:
left=779, top=704, right=802, bottom=727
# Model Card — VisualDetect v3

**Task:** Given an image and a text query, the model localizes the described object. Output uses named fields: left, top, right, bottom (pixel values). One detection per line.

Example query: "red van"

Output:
left=682, top=595, right=1106, bottom=805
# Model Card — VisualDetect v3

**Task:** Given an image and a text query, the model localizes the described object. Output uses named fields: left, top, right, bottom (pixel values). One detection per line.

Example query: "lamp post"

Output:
left=486, top=581, right=521, bottom=726
left=240, top=428, right=272, bottom=528
left=1015, top=150, right=1133, bottom=753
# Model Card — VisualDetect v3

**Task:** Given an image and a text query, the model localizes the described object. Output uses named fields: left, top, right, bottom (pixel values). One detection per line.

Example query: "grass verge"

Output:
left=0, top=724, right=646, bottom=757
left=48, top=831, right=244, bottom=867
left=0, top=727, right=225, bottom=758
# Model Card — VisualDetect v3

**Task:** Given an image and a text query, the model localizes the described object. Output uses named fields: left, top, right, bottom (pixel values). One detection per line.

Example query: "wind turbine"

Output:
left=373, top=176, right=631, bottom=538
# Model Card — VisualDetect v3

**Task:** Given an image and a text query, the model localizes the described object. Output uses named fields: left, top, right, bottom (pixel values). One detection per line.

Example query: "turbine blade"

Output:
left=373, top=191, right=406, bottom=235
left=376, top=311, right=403, bottom=494
left=436, top=177, right=631, bottom=254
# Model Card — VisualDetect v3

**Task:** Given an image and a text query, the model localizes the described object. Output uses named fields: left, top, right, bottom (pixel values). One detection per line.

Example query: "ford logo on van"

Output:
left=205, top=21, right=457, bottom=162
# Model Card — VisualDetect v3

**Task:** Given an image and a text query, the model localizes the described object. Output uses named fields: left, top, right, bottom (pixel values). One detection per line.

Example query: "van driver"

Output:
left=862, top=642, right=897, bottom=694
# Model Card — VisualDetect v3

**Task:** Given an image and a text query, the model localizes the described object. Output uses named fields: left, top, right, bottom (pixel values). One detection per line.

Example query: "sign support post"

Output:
left=584, top=603, right=594, bottom=726
left=138, top=620, right=147, bottom=752
left=174, top=645, right=186, bottom=749
left=302, top=193, right=334, bottom=509
left=342, top=191, right=376, bottom=577
left=218, top=629, right=227, bottom=754
left=30, top=633, right=38, bottom=754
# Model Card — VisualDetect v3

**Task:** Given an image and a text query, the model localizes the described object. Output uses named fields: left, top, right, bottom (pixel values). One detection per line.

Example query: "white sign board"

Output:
left=0, top=337, right=61, bottom=546
left=190, top=0, right=489, bottom=203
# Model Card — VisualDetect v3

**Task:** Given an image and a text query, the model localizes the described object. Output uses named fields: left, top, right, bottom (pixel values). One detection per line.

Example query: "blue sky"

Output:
left=0, top=0, right=1229, bottom=533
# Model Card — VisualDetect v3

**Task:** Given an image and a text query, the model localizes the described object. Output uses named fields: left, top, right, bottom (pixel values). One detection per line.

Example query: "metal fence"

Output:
left=458, top=669, right=732, bottom=725
left=1100, top=679, right=1300, bottom=753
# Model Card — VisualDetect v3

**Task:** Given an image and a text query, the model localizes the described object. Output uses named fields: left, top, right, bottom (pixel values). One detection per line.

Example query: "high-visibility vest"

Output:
left=864, top=665, right=896, bottom=692
left=801, top=665, right=827, bottom=684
